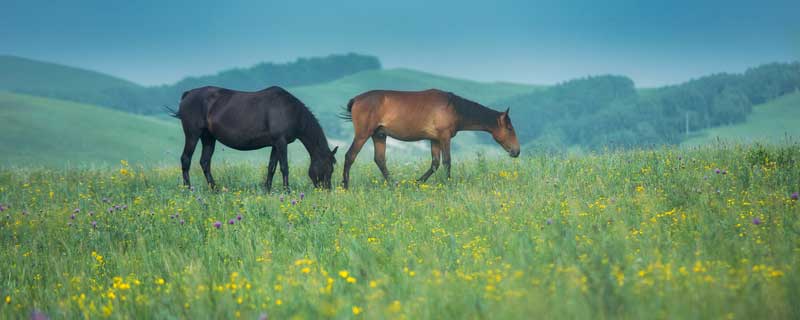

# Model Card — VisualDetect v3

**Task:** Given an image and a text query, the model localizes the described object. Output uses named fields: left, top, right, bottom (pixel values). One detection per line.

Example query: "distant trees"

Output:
left=501, top=61, right=800, bottom=148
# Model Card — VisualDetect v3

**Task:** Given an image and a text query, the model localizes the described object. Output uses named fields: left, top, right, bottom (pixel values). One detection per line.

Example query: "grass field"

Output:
left=683, top=92, right=800, bottom=147
left=1, top=143, right=798, bottom=319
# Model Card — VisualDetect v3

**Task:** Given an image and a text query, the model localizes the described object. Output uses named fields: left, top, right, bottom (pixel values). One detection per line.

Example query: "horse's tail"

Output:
left=163, top=90, right=192, bottom=119
left=337, top=98, right=354, bottom=121
left=163, top=105, right=180, bottom=118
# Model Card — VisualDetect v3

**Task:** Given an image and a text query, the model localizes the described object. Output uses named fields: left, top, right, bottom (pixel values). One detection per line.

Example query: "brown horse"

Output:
left=339, top=89, right=520, bottom=189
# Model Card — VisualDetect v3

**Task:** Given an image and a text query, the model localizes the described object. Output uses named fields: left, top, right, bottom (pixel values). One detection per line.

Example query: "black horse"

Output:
left=169, top=86, right=337, bottom=191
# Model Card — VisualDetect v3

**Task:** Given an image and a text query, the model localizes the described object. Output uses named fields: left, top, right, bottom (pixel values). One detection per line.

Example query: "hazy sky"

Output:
left=2, top=0, right=798, bottom=87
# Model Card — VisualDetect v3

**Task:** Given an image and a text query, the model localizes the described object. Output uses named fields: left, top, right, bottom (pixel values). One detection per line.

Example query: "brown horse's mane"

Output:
left=447, top=92, right=500, bottom=129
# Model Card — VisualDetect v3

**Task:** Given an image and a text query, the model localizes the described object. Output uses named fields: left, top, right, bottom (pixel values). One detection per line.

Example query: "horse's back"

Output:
left=349, top=89, right=457, bottom=140
left=351, top=89, right=450, bottom=113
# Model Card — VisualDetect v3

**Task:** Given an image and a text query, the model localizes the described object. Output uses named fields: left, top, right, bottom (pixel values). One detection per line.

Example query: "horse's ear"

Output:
left=331, top=146, right=338, bottom=155
left=504, top=107, right=510, bottom=115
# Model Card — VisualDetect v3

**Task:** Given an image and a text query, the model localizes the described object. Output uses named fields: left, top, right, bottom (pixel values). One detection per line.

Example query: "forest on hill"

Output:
left=500, top=62, right=800, bottom=149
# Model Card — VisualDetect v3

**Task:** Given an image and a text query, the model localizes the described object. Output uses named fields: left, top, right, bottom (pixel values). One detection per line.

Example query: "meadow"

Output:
left=1, top=143, right=799, bottom=319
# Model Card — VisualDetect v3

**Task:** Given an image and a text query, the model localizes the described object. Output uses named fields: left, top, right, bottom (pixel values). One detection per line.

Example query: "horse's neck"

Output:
left=298, top=122, right=330, bottom=160
left=457, top=110, right=498, bottom=133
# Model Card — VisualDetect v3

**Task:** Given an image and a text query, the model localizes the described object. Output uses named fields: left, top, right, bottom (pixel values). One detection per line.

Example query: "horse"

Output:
left=168, top=86, right=338, bottom=191
left=339, top=89, right=520, bottom=189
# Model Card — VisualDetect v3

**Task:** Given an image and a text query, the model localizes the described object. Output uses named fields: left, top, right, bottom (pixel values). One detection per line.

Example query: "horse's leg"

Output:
left=372, top=133, right=391, bottom=183
left=441, top=137, right=453, bottom=179
left=180, top=131, right=200, bottom=187
left=275, top=140, right=290, bottom=191
left=342, top=136, right=369, bottom=189
left=264, top=147, right=279, bottom=192
left=199, top=132, right=217, bottom=189
left=417, top=140, right=441, bottom=182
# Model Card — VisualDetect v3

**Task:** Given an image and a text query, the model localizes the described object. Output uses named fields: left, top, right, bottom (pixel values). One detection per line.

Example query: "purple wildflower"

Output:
left=114, top=205, right=121, bottom=210
left=721, top=170, right=727, bottom=175
left=91, top=221, right=97, bottom=228
left=180, top=219, right=185, bottom=225
left=752, top=217, right=762, bottom=225
left=291, top=199, right=297, bottom=206
left=213, top=221, right=222, bottom=229
left=102, top=197, right=110, bottom=203
left=73, top=208, right=80, bottom=213
left=22, top=210, right=28, bottom=215
left=715, top=168, right=721, bottom=174
left=30, top=310, right=49, bottom=320
left=300, top=192, right=305, bottom=200
left=791, top=192, right=798, bottom=201
left=546, top=218, right=553, bottom=225
left=0, top=204, right=5, bottom=212
left=237, top=214, right=243, bottom=221
left=228, top=219, right=235, bottom=225
left=88, top=211, right=94, bottom=216
left=70, top=214, right=76, bottom=220
left=279, top=195, right=285, bottom=202
left=121, top=205, right=127, bottom=210
left=108, top=207, right=114, bottom=213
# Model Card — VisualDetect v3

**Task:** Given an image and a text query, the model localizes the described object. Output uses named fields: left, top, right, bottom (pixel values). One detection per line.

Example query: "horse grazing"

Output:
left=170, top=86, right=337, bottom=191
left=339, top=89, right=520, bottom=189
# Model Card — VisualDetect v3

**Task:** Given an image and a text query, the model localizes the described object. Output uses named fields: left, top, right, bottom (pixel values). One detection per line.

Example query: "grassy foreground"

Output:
left=1, top=144, right=799, bottom=319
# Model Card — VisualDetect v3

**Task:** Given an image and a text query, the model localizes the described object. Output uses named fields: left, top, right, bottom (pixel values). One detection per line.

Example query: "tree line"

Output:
left=499, top=62, right=800, bottom=149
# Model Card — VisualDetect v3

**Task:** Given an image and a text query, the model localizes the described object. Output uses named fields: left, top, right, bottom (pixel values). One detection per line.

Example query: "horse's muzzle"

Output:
left=509, top=149, right=520, bottom=158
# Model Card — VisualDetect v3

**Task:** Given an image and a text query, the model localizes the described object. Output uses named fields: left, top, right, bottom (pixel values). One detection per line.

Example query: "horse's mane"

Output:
left=447, top=92, right=500, bottom=127
left=275, top=88, right=332, bottom=157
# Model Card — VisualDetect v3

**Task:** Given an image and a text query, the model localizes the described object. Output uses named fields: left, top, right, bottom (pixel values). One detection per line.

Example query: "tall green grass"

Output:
left=1, top=143, right=798, bottom=319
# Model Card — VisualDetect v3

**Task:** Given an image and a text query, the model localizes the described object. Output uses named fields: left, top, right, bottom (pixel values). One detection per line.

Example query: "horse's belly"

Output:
left=214, top=130, right=274, bottom=151
left=379, top=123, right=438, bottom=141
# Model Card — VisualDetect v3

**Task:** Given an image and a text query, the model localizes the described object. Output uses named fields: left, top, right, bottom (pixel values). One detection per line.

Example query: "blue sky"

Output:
left=2, top=0, right=798, bottom=87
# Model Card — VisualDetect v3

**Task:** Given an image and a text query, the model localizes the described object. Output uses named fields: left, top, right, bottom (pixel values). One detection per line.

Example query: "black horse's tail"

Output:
left=337, top=98, right=354, bottom=122
left=163, top=105, right=180, bottom=119
left=163, top=90, right=190, bottom=119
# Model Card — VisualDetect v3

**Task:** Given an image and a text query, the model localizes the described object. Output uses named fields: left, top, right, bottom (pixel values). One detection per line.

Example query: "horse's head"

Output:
left=309, top=146, right=338, bottom=189
left=491, top=108, right=520, bottom=157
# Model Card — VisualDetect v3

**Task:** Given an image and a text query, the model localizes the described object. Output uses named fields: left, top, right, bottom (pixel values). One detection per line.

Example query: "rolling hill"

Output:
left=682, top=91, right=800, bottom=146
left=0, top=92, right=316, bottom=168
left=290, top=68, right=542, bottom=113
left=288, top=68, right=543, bottom=143
left=0, top=55, right=144, bottom=107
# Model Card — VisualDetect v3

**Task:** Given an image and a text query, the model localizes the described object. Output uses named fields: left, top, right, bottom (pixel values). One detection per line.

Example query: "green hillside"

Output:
left=0, top=92, right=298, bottom=167
left=0, top=55, right=143, bottom=106
left=683, top=91, right=800, bottom=146
left=291, top=68, right=541, bottom=114
left=289, top=68, right=543, bottom=147
left=0, top=90, right=512, bottom=169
